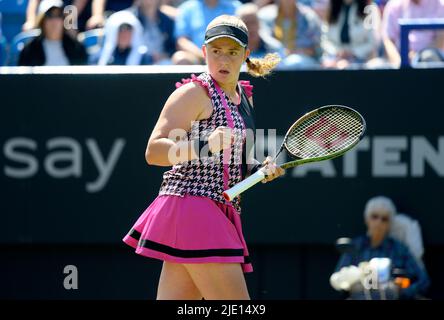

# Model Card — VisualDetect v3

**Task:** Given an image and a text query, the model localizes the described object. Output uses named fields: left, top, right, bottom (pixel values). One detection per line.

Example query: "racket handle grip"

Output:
left=223, top=169, right=266, bottom=201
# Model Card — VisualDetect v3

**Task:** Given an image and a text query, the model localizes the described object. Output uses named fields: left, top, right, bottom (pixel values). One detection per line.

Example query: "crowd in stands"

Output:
left=0, top=0, right=443, bottom=68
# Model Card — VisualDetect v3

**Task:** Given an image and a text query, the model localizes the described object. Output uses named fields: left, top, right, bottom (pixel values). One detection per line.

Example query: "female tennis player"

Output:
left=123, top=15, right=284, bottom=300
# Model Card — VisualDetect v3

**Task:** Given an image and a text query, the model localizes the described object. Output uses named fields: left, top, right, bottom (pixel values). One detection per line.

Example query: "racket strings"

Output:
left=286, top=108, right=364, bottom=158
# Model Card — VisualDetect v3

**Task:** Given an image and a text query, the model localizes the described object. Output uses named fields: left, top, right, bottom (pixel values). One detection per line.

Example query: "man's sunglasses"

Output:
left=370, top=213, right=390, bottom=223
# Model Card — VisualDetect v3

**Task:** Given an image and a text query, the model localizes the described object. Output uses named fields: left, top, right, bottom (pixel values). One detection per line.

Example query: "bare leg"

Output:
left=156, top=261, right=203, bottom=300
left=183, top=263, right=250, bottom=300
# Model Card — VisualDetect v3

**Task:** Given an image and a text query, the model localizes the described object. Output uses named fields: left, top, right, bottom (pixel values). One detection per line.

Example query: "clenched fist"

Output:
left=208, top=126, right=234, bottom=153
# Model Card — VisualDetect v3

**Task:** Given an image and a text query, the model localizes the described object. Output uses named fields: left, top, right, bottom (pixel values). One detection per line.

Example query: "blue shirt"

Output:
left=258, top=3, right=321, bottom=53
left=175, top=0, right=241, bottom=46
left=335, top=235, right=430, bottom=299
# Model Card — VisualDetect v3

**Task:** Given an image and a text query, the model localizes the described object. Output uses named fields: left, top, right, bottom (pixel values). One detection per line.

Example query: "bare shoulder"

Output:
left=157, top=81, right=212, bottom=125
left=169, top=81, right=209, bottom=104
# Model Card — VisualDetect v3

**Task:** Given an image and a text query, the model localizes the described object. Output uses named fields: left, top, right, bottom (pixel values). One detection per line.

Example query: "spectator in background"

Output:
left=172, top=0, right=242, bottom=64
left=258, top=0, right=322, bottom=69
left=333, top=196, right=430, bottom=299
left=237, top=3, right=285, bottom=58
left=81, top=0, right=176, bottom=29
left=95, top=10, right=148, bottom=65
left=127, top=0, right=176, bottom=64
left=321, top=0, right=380, bottom=69
left=23, top=0, right=97, bottom=32
left=19, top=0, right=87, bottom=66
left=382, top=0, right=444, bottom=67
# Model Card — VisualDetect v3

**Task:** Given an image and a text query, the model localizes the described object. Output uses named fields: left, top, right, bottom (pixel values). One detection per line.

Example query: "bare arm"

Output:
left=146, top=83, right=209, bottom=166
left=382, top=2, right=401, bottom=67
left=177, top=36, right=204, bottom=60
left=23, top=0, right=40, bottom=30
left=86, top=0, right=106, bottom=29
left=383, top=36, right=401, bottom=67
left=291, top=47, right=316, bottom=57
left=91, top=0, right=106, bottom=16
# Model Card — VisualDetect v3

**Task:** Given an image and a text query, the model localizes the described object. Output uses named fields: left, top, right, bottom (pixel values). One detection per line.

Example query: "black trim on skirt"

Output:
left=128, top=229, right=251, bottom=263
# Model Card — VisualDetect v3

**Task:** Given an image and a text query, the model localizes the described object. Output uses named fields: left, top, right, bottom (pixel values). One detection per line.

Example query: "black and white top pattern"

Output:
left=158, top=72, right=248, bottom=213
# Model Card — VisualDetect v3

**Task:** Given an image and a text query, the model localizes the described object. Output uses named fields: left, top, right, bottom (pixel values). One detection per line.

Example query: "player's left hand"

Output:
left=261, top=156, right=285, bottom=183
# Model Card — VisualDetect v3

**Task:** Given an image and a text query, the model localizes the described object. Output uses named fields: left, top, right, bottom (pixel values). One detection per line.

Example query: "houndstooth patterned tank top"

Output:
left=158, top=72, right=254, bottom=213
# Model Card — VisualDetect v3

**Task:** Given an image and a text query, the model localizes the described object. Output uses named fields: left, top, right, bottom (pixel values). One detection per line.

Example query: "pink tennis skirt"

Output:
left=122, top=194, right=253, bottom=273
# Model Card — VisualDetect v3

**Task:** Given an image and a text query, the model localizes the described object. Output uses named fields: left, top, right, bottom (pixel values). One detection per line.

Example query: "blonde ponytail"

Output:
left=246, top=53, right=281, bottom=77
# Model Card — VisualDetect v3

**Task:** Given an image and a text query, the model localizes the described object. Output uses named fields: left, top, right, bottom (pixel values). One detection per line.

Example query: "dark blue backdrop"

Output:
left=1, top=68, right=443, bottom=299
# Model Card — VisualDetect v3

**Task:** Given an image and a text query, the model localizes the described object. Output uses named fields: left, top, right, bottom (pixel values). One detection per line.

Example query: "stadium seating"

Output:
left=0, top=36, right=7, bottom=66
left=77, top=28, right=105, bottom=56
left=8, top=29, right=41, bottom=66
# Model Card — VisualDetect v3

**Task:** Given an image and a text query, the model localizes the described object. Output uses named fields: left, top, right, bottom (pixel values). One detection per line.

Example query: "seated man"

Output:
left=258, top=0, right=322, bottom=69
left=333, top=196, right=430, bottom=299
left=236, top=3, right=285, bottom=59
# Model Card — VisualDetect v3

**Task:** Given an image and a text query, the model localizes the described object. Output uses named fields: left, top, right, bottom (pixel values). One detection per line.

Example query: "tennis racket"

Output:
left=223, top=105, right=366, bottom=201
